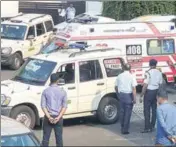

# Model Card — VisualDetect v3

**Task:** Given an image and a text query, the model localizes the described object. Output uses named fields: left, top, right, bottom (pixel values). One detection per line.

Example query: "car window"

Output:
left=36, top=23, right=45, bottom=36
left=13, top=58, right=57, bottom=86
left=27, top=26, right=35, bottom=38
left=1, top=133, right=40, bottom=146
left=147, top=39, right=175, bottom=55
left=79, top=60, right=103, bottom=82
left=103, top=58, right=122, bottom=77
left=57, top=63, right=75, bottom=84
left=44, top=20, right=53, bottom=32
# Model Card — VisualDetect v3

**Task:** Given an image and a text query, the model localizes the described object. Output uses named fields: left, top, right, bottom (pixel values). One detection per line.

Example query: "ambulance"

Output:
left=55, top=20, right=176, bottom=85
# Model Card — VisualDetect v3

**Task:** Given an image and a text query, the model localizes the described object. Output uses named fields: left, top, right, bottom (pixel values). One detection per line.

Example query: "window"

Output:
left=104, top=58, right=122, bottom=77
left=79, top=60, right=103, bottom=82
left=57, top=63, right=75, bottom=84
left=36, top=23, right=45, bottom=36
left=13, top=59, right=56, bottom=86
left=44, top=20, right=53, bottom=32
left=1, top=24, right=27, bottom=40
left=147, top=39, right=175, bottom=55
left=27, top=26, right=35, bottom=38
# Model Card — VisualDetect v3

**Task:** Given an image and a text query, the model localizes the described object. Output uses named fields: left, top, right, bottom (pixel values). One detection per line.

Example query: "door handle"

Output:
left=43, top=35, right=47, bottom=38
left=68, top=87, right=76, bottom=90
left=97, top=82, right=104, bottom=86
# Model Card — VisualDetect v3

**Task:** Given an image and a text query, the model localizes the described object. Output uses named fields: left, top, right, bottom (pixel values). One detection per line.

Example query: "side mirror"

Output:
left=27, top=35, right=34, bottom=40
left=57, top=78, right=65, bottom=86
left=53, top=28, right=57, bottom=33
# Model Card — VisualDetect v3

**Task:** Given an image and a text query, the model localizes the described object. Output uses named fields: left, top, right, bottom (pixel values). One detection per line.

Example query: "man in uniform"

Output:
left=115, top=64, right=137, bottom=135
left=140, top=59, right=163, bottom=133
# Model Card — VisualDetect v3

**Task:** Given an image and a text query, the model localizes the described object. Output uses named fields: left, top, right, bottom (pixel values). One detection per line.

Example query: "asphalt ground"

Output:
left=1, top=67, right=176, bottom=146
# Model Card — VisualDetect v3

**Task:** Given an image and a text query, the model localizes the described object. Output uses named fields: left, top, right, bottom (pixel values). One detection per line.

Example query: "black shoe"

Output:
left=141, top=129, right=150, bottom=133
left=121, top=131, right=130, bottom=135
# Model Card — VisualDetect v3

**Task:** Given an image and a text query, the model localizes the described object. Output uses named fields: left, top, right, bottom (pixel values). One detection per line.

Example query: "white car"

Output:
left=1, top=13, right=54, bottom=70
left=1, top=48, right=126, bottom=129
left=1, top=115, right=40, bottom=146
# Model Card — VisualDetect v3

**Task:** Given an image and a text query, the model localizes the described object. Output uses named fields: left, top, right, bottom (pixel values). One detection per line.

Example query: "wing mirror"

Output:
left=27, top=35, right=35, bottom=40
left=57, top=78, right=65, bottom=86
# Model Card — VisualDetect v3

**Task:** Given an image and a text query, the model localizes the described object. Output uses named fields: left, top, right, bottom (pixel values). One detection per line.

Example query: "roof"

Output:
left=131, top=15, right=176, bottom=21
left=2, top=13, right=52, bottom=25
left=32, top=48, right=123, bottom=63
left=1, top=116, right=31, bottom=136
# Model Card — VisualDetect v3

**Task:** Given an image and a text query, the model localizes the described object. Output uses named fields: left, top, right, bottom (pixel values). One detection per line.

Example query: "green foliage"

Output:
left=102, top=1, right=176, bottom=20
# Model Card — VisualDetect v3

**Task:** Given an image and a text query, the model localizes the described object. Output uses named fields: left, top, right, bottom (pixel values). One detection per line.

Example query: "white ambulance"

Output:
left=55, top=21, right=176, bottom=85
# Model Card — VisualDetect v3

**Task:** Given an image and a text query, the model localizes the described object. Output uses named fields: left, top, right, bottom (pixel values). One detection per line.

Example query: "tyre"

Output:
left=97, top=97, right=119, bottom=124
left=10, top=105, right=36, bottom=129
left=10, top=53, right=22, bottom=70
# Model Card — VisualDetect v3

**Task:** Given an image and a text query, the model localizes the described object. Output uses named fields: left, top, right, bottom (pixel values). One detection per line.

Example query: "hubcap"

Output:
left=16, top=113, right=31, bottom=127
left=104, top=104, right=117, bottom=119
left=14, top=57, right=21, bottom=68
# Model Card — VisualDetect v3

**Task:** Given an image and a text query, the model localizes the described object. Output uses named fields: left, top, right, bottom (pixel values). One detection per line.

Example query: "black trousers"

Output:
left=42, top=116, right=63, bottom=147
left=144, top=89, right=158, bottom=130
left=119, top=92, right=133, bottom=133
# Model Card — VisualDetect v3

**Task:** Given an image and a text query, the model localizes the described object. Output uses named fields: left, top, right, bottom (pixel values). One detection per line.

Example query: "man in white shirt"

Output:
left=66, top=4, right=76, bottom=21
left=115, top=64, right=137, bottom=135
left=140, top=59, right=163, bottom=133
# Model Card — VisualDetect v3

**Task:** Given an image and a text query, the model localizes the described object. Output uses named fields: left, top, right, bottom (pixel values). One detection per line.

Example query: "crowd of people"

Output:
left=40, top=56, right=176, bottom=146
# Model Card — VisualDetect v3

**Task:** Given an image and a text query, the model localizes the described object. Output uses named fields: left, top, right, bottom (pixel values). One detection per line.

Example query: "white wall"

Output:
left=86, top=1, right=103, bottom=15
left=1, top=1, right=19, bottom=18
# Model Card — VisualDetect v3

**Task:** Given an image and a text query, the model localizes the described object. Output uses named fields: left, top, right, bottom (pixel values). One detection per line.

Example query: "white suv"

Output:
left=1, top=48, right=126, bottom=129
left=1, top=13, right=54, bottom=70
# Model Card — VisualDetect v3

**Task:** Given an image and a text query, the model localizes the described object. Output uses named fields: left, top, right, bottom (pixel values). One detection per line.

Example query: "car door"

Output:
left=43, top=20, right=54, bottom=43
left=56, top=62, right=78, bottom=114
left=23, top=25, right=38, bottom=58
left=78, top=59, right=106, bottom=112
left=34, top=22, right=47, bottom=54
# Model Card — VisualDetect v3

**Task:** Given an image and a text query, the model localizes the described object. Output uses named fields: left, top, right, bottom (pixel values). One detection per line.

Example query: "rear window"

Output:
left=147, top=39, right=175, bottom=55
left=44, top=20, right=53, bottom=32
left=103, top=58, right=123, bottom=77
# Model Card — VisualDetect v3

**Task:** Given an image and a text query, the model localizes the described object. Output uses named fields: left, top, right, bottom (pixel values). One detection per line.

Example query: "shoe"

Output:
left=121, top=132, right=130, bottom=135
left=141, top=129, right=150, bottom=133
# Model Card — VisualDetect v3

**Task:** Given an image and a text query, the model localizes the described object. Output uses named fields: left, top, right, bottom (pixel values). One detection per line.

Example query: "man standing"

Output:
left=41, top=73, right=67, bottom=147
left=155, top=89, right=176, bottom=146
left=115, top=64, right=137, bottom=134
left=140, top=59, right=163, bottom=133
left=66, top=4, right=76, bottom=21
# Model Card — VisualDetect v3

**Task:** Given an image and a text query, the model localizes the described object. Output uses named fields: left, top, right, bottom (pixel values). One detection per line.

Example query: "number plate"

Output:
left=126, top=45, right=142, bottom=55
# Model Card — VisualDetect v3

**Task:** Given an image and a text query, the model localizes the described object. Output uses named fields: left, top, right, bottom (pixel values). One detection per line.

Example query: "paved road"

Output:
left=1, top=68, right=176, bottom=146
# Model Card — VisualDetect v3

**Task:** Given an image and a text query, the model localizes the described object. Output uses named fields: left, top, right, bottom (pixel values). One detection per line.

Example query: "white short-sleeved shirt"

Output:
left=66, top=7, right=76, bottom=20
left=115, top=71, right=137, bottom=93
left=144, top=69, right=163, bottom=90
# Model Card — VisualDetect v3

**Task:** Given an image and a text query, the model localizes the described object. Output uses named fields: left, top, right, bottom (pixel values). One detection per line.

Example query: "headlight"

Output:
left=1, top=94, right=11, bottom=106
left=1, top=47, right=12, bottom=55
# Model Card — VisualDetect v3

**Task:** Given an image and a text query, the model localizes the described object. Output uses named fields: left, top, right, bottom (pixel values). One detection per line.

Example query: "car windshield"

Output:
left=1, top=133, right=40, bottom=146
left=41, top=37, right=66, bottom=54
left=12, top=58, right=57, bottom=85
left=1, top=24, right=27, bottom=40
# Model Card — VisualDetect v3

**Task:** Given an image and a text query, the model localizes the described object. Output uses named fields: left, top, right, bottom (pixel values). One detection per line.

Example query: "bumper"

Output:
left=1, top=54, right=13, bottom=65
left=1, top=106, right=12, bottom=117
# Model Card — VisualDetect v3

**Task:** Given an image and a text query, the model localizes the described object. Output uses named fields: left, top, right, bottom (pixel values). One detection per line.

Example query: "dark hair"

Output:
left=149, top=59, right=157, bottom=67
left=157, top=87, right=168, bottom=99
left=124, top=63, right=131, bottom=71
left=50, top=73, right=60, bottom=84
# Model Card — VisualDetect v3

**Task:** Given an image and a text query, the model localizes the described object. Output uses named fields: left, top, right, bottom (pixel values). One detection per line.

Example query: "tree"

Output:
left=102, top=1, right=176, bottom=20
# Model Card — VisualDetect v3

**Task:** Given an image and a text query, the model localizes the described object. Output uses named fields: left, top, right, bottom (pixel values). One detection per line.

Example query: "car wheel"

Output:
left=10, top=53, right=22, bottom=70
left=97, top=97, right=119, bottom=124
left=10, top=105, right=36, bottom=129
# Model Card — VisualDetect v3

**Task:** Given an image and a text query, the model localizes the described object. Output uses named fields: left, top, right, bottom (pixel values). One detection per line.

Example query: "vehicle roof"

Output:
left=1, top=115, right=31, bottom=136
left=2, top=13, right=52, bottom=26
left=131, top=15, right=176, bottom=21
left=31, top=48, right=124, bottom=63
